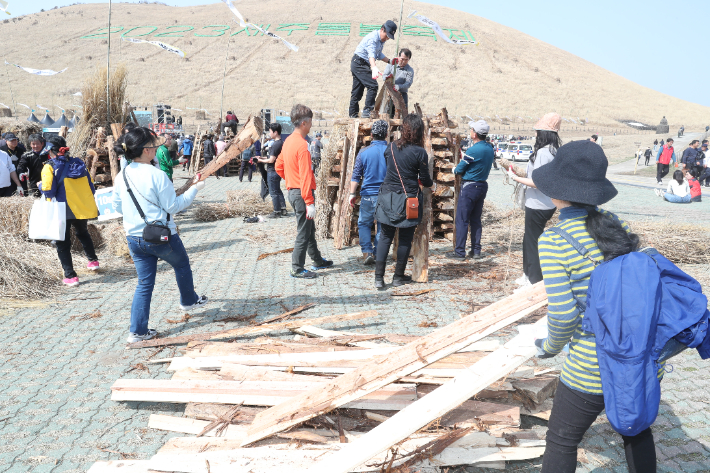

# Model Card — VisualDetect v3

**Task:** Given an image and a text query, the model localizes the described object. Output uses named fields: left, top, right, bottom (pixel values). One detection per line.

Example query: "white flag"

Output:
left=408, top=11, right=476, bottom=45
left=0, top=0, right=10, bottom=15
left=0, top=103, right=8, bottom=109
left=73, top=92, right=82, bottom=96
left=5, top=60, right=67, bottom=76
left=231, top=19, right=298, bottom=52
left=122, top=37, right=186, bottom=58
left=17, top=103, right=30, bottom=109
left=172, top=108, right=183, bottom=112
left=223, top=0, right=247, bottom=26
left=37, top=104, right=47, bottom=110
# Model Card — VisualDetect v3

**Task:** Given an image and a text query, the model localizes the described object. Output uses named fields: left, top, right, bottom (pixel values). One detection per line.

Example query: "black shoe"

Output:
left=446, top=252, right=466, bottom=261
left=468, top=251, right=484, bottom=260
left=281, top=208, right=288, bottom=217
left=392, top=259, right=412, bottom=287
left=363, top=253, right=375, bottom=266
left=291, top=269, right=317, bottom=279
left=266, top=211, right=281, bottom=219
left=311, top=259, right=334, bottom=270
left=361, top=110, right=371, bottom=118
left=375, top=261, right=387, bottom=289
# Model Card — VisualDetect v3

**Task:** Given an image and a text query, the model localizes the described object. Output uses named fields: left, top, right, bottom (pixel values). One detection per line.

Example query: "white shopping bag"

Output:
left=28, top=198, right=67, bottom=241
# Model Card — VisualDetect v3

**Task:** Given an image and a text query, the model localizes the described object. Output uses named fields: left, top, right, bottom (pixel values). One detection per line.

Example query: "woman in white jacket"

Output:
left=112, top=127, right=208, bottom=343
left=654, top=170, right=691, bottom=203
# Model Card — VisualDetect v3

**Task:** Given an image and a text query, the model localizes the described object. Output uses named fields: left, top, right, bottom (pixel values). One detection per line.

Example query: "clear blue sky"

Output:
left=6, top=0, right=709, bottom=107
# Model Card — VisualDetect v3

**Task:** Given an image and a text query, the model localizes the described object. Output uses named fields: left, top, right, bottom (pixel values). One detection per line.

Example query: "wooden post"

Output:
left=452, top=132, right=461, bottom=250
left=110, top=123, right=122, bottom=140
left=334, top=121, right=359, bottom=249
left=107, top=136, right=119, bottom=183
left=96, top=127, right=105, bottom=149
left=412, top=118, right=433, bottom=282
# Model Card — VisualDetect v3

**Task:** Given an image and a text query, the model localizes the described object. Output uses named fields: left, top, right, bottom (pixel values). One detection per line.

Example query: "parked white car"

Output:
left=507, top=144, right=533, bottom=162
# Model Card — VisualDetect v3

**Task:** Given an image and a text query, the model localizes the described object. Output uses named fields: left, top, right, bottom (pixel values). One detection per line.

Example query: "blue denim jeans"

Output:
left=126, top=234, right=199, bottom=335
left=358, top=195, right=381, bottom=254
left=663, top=193, right=691, bottom=203
left=267, top=169, right=286, bottom=212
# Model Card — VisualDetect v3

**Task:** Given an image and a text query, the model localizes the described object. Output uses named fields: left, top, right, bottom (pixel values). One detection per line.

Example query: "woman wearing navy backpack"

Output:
left=530, top=140, right=658, bottom=473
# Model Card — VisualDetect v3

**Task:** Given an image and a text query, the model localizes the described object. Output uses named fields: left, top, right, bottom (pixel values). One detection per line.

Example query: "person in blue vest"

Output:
left=179, top=135, right=194, bottom=171
left=448, top=120, right=495, bottom=260
left=349, top=120, right=388, bottom=265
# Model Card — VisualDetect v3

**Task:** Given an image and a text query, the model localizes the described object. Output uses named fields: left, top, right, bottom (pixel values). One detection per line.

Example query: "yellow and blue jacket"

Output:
left=539, top=205, right=664, bottom=395
left=39, top=156, right=98, bottom=220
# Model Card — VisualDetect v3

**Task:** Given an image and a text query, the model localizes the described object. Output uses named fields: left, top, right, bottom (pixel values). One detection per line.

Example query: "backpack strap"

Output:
left=547, top=226, right=599, bottom=267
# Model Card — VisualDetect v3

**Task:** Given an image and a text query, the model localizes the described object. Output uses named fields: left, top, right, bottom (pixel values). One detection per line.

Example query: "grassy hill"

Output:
left=1, top=1, right=708, bottom=130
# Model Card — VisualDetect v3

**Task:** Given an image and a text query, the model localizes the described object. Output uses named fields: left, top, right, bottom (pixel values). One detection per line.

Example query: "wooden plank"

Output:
left=87, top=460, right=150, bottom=473
left=106, top=136, right=119, bottom=183
left=242, top=285, right=547, bottom=446
left=306, top=316, right=548, bottom=473
left=185, top=340, right=360, bottom=358
left=126, top=310, right=378, bottom=349
left=331, top=133, right=352, bottom=247
left=334, top=122, right=358, bottom=249
left=148, top=414, right=248, bottom=438
left=292, top=326, right=393, bottom=349
left=178, top=117, right=262, bottom=196
left=112, top=379, right=417, bottom=410
left=412, top=118, right=433, bottom=282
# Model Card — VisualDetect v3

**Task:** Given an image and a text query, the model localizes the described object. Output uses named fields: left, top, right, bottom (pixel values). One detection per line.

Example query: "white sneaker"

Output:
left=654, top=188, right=663, bottom=197
left=127, top=329, right=157, bottom=343
left=180, top=295, right=209, bottom=312
left=514, top=274, right=529, bottom=286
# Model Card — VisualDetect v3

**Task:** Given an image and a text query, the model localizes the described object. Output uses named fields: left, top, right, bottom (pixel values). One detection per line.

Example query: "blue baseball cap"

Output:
left=383, top=20, right=397, bottom=39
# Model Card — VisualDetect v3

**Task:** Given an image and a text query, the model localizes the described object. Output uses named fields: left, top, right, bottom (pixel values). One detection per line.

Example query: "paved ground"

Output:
left=0, top=168, right=708, bottom=473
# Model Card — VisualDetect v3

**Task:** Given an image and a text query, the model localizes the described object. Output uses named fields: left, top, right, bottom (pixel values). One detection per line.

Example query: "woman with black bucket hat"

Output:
left=531, top=140, right=657, bottom=472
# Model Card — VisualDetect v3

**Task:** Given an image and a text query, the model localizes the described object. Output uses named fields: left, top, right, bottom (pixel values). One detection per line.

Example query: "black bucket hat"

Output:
left=532, top=140, right=618, bottom=206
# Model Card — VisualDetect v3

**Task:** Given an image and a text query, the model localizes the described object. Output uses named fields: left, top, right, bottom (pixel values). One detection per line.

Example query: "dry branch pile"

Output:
left=0, top=119, right=42, bottom=145
left=193, top=190, right=275, bottom=222
left=0, top=196, right=35, bottom=238
left=0, top=234, right=62, bottom=299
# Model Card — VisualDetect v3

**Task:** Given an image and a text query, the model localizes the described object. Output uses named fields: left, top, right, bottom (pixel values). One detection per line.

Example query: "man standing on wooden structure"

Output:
left=221, top=111, right=239, bottom=136
left=449, top=120, right=495, bottom=260
left=349, top=120, right=389, bottom=266
left=349, top=21, right=398, bottom=119
left=383, top=48, right=414, bottom=109
left=276, top=104, right=333, bottom=279
left=258, top=123, right=288, bottom=218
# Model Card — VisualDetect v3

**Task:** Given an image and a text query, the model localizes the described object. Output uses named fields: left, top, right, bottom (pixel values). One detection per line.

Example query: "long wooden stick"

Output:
left=307, top=316, right=548, bottom=473
left=241, top=283, right=547, bottom=446
left=126, top=310, right=378, bottom=349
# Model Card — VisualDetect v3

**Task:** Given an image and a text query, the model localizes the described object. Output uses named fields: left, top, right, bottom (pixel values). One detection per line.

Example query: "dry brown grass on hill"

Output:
left=0, top=2, right=708, bottom=131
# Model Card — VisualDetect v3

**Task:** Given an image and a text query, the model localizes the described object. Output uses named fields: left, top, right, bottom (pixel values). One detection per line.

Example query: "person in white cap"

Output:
left=447, top=120, right=495, bottom=260
left=506, top=112, right=562, bottom=287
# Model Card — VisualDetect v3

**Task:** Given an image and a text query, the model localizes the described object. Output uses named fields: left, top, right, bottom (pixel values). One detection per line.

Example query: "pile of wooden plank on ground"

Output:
left=81, top=124, right=121, bottom=188
left=89, top=283, right=560, bottom=473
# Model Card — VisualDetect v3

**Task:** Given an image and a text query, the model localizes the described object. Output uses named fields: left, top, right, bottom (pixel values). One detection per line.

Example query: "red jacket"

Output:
left=688, top=177, right=702, bottom=199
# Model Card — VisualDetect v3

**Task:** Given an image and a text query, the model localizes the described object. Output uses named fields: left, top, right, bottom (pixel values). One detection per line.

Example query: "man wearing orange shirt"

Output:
left=276, top=104, right=333, bottom=279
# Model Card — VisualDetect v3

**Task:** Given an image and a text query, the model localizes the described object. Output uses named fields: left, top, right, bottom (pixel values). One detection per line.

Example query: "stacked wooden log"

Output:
left=429, top=109, right=461, bottom=242
left=89, top=284, right=560, bottom=473
left=81, top=125, right=120, bottom=188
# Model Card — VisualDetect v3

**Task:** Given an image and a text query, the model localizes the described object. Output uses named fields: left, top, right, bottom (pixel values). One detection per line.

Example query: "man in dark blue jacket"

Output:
left=349, top=120, right=389, bottom=265
left=449, top=120, right=494, bottom=260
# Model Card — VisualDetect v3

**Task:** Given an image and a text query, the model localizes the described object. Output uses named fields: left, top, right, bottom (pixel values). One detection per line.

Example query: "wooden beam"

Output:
left=241, top=283, right=547, bottom=446
left=177, top=116, right=262, bottom=196
left=306, top=316, right=548, bottom=473
left=334, top=122, right=358, bottom=249
left=126, top=310, right=378, bottom=349
left=411, top=118, right=433, bottom=282
left=331, top=132, right=352, bottom=247
left=106, top=136, right=119, bottom=183
left=112, top=379, right=417, bottom=411
left=110, top=123, right=122, bottom=140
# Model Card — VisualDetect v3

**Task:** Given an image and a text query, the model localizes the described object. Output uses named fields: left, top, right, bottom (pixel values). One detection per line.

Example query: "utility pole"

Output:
left=106, top=0, right=112, bottom=127
left=220, top=37, right=231, bottom=120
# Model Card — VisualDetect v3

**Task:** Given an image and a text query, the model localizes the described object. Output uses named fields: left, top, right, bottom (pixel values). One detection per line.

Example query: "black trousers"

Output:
left=455, top=182, right=488, bottom=256
left=656, top=163, right=670, bottom=182
left=376, top=224, right=416, bottom=263
left=699, top=167, right=710, bottom=185
left=542, top=382, right=656, bottom=473
left=0, top=186, right=13, bottom=197
left=239, top=159, right=254, bottom=181
left=267, top=169, right=286, bottom=212
left=523, top=206, right=556, bottom=284
left=349, top=55, right=378, bottom=118
left=221, top=120, right=237, bottom=135
left=56, top=219, right=98, bottom=278
left=288, top=189, right=324, bottom=272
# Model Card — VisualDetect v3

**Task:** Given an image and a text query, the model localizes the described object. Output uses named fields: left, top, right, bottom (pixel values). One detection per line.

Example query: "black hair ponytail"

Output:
left=571, top=203, right=639, bottom=261
left=113, top=127, right=157, bottom=161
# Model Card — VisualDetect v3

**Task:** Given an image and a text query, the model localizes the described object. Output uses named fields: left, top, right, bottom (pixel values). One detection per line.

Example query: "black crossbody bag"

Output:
left=123, top=170, right=172, bottom=244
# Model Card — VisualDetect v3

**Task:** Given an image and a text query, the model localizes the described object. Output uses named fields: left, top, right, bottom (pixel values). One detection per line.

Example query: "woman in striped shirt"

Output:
left=531, top=140, right=657, bottom=473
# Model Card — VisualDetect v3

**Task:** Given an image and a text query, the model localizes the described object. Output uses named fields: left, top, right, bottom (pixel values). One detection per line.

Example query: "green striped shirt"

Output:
left=539, top=206, right=663, bottom=394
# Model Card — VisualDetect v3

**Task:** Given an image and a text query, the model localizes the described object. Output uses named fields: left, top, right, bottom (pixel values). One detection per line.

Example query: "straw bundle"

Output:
left=0, top=196, right=35, bottom=239
left=68, top=64, right=130, bottom=158
left=315, top=123, right=347, bottom=238
left=100, top=220, right=130, bottom=259
left=70, top=223, right=105, bottom=253
left=193, top=203, right=238, bottom=222
left=0, top=119, right=42, bottom=146
left=632, top=221, right=710, bottom=265
left=0, top=234, right=62, bottom=299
